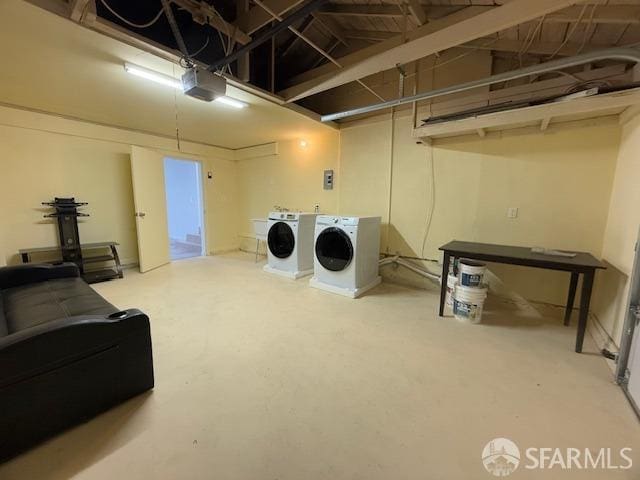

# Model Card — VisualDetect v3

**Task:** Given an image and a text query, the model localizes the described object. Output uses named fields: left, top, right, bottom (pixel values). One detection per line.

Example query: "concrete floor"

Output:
left=1, top=253, right=638, bottom=479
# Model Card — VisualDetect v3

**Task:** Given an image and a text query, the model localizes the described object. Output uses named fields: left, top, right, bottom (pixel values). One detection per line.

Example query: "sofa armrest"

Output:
left=0, top=263, right=80, bottom=290
left=0, top=309, right=151, bottom=388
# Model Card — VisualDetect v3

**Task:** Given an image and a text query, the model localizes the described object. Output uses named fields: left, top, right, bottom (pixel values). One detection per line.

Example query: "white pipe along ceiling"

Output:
left=320, top=47, right=640, bottom=122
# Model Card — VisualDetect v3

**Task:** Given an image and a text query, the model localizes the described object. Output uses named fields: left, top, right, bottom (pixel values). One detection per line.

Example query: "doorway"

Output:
left=163, top=157, right=205, bottom=261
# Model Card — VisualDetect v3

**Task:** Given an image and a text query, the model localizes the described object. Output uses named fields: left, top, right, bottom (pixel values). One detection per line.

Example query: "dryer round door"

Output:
left=268, top=222, right=295, bottom=258
left=315, top=227, right=354, bottom=271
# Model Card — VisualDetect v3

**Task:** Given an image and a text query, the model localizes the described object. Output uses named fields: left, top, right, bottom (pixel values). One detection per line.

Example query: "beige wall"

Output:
left=0, top=0, right=335, bottom=150
left=593, top=112, right=640, bottom=346
left=339, top=115, right=620, bottom=306
left=0, top=123, right=138, bottom=265
left=0, top=105, right=239, bottom=266
left=236, top=131, right=341, bottom=252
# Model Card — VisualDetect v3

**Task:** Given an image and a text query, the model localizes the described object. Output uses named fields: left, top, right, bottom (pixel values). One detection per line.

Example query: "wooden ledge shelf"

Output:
left=412, top=87, right=640, bottom=142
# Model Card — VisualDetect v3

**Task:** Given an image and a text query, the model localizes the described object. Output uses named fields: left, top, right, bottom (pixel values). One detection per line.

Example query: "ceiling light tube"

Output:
left=214, top=96, right=247, bottom=109
left=124, top=62, right=248, bottom=109
left=124, top=63, right=181, bottom=89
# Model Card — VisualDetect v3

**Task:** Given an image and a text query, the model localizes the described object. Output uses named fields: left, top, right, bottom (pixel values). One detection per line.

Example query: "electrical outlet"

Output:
left=507, top=207, right=519, bottom=219
left=323, top=170, right=334, bottom=190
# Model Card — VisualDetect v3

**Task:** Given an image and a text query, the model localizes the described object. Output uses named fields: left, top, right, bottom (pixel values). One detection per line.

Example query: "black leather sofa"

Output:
left=0, top=263, right=154, bottom=461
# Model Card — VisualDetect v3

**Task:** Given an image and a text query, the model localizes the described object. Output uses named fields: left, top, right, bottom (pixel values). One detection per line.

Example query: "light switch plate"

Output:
left=507, top=207, right=518, bottom=219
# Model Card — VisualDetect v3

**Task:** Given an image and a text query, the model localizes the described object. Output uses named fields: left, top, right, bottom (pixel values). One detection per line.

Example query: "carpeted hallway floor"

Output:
left=1, top=253, right=638, bottom=479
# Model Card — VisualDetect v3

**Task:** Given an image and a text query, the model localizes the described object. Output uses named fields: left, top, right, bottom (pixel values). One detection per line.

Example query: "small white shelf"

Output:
left=412, top=87, right=640, bottom=142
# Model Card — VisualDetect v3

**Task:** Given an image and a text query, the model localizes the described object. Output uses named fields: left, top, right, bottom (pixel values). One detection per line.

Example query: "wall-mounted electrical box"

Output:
left=323, top=170, right=334, bottom=190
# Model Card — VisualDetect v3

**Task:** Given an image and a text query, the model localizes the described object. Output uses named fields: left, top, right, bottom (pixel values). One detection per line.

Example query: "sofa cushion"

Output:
left=2, top=277, right=117, bottom=334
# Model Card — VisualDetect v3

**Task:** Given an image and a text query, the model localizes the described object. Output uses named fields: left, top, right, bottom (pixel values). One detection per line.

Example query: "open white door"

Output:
left=130, top=146, right=170, bottom=273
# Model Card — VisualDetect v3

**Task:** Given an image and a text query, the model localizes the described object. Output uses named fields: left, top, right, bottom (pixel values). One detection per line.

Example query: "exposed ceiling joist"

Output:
left=283, top=7, right=485, bottom=90
left=312, top=13, right=349, bottom=46
left=343, top=29, right=396, bottom=42
left=236, top=0, right=250, bottom=81
left=236, top=0, right=304, bottom=34
left=318, top=4, right=640, bottom=24
left=281, top=16, right=315, bottom=56
left=544, top=5, right=640, bottom=25
left=281, top=0, right=578, bottom=102
left=210, top=0, right=329, bottom=70
left=461, top=38, right=599, bottom=57
left=311, top=39, right=339, bottom=68
left=318, top=4, right=407, bottom=18
left=171, top=0, right=251, bottom=44
left=406, top=0, right=427, bottom=26
left=69, top=0, right=95, bottom=23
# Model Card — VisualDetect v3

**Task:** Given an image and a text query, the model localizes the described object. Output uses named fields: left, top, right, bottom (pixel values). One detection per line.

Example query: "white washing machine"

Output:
left=263, top=212, right=317, bottom=279
left=309, top=215, right=381, bottom=298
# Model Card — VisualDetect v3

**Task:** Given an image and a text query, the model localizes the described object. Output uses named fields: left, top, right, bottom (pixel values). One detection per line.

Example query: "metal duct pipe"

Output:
left=208, top=0, right=329, bottom=71
left=321, top=48, right=640, bottom=122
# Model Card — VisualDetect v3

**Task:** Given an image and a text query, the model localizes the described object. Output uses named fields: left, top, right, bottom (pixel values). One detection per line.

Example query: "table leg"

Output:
left=564, top=272, right=579, bottom=326
left=439, top=252, right=451, bottom=317
left=255, top=239, right=260, bottom=263
left=575, top=270, right=595, bottom=353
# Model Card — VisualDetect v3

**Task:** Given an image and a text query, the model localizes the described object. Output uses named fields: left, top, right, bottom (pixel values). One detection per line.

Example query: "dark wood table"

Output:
left=439, top=241, right=606, bottom=353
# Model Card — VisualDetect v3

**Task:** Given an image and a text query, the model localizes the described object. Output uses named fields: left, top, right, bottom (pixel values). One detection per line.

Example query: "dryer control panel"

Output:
left=316, top=215, right=360, bottom=226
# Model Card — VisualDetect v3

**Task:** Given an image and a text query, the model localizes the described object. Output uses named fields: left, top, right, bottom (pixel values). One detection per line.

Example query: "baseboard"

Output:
left=239, top=246, right=267, bottom=257
left=209, top=248, right=241, bottom=255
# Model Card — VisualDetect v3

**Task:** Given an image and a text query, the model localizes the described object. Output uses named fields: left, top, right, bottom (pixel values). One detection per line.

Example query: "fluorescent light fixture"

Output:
left=124, top=63, right=181, bottom=89
left=214, top=96, right=247, bottom=109
left=124, top=62, right=248, bottom=109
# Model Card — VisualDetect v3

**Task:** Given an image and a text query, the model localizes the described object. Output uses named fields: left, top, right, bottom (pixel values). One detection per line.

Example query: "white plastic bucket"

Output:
left=458, top=259, right=486, bottom=287
left=453, top=284, right=487, bottom=324
left=445, top=274, right=458, bottom=310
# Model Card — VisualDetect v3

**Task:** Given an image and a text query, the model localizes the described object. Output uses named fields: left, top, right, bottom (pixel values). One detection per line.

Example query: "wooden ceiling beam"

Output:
left=406, top=0, right=427, bottom=26
left=280, top=16, right=315, bottom=57
left=236, top=0, right=305, bottom=34
left=69, top=0, right=95, bottom=23
left=461, top=38, right=600, bottom=57
left=545, top=5, right=640, bottom=25
left=318, top=4, right=405, bottom=18
left=283, top=7, right=484, bottom=89
left=312, top=13, right=349, bottom=46
left=319, top=4, right=640, bottom=24
left=343, top=29, right=396, bottom=42
left=281, top=0, right=578, bottom=102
